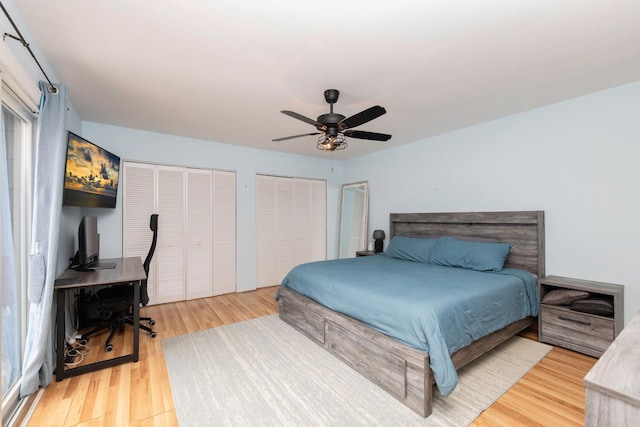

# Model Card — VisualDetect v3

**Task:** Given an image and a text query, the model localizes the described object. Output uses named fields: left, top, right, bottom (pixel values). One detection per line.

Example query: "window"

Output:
left=1, top=85, right=35, bottom=424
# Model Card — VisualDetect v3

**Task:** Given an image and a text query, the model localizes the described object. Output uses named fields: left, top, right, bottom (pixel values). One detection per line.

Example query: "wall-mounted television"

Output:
left=63, top=132, right=121, bottom=209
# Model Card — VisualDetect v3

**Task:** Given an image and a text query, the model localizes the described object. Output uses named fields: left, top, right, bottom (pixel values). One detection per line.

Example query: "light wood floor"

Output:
left=26, top=286, right=596, bottom=426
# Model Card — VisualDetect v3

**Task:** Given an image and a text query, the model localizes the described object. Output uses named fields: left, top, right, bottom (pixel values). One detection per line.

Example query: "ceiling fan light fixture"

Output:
left=317, top=134, right=347, bottom=151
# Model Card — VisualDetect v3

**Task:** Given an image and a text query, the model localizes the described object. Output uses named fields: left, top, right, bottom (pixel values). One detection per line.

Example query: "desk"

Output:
left=54, top=257, right=146, bottom=381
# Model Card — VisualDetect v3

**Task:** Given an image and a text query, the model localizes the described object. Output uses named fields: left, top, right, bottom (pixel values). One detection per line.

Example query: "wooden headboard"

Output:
left=389, top=211, right=545, bottom=278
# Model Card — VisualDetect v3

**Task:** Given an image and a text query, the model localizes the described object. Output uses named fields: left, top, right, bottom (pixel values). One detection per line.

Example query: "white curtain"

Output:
left=1, top=113, right=20, bottom=396
left=20, top=81, right=68, bottom=396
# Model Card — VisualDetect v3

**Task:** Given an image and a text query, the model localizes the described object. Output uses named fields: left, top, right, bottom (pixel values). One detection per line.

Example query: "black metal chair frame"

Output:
left=81, top=214, right=159, bottom=352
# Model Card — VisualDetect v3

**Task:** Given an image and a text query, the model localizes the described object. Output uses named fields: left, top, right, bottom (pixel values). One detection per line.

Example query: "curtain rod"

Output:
left=0, top=1, right=58, bottom=94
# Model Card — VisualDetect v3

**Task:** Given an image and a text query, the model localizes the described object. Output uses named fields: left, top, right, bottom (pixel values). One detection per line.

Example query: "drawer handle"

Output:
left=559, top=315, right=591, bottom=326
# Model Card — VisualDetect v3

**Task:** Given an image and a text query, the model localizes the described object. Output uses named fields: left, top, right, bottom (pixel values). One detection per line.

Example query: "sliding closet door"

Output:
left=122, top=162, right=158, bottom=303
left=155, top=165, right=186, bottom=303
left=255, top=175, right=326, bottom=288
left=212, top=170, right=236, bottom=295
left=185, top=168, right=213, bottom=300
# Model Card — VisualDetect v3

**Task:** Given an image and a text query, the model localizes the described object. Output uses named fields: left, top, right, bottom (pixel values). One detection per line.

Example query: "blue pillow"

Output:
left=429, top=236, right=511, bottom=272
left=383, top=236, right=438, bottom=263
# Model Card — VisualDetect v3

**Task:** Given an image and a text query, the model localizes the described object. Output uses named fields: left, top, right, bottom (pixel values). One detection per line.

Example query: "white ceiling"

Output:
left=12, top=0, right=640, bottom=159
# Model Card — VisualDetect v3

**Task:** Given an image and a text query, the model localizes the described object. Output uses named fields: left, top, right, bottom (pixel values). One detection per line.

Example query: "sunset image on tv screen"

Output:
left=63, top=133, right=120, bottom=207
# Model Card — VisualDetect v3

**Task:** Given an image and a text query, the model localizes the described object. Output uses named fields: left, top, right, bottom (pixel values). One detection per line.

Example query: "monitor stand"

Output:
left=73, top=261, right=116, bottom=271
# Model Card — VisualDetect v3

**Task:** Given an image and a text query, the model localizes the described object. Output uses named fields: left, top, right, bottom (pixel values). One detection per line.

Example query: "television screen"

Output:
left=63, top=132, right=121, bottom=208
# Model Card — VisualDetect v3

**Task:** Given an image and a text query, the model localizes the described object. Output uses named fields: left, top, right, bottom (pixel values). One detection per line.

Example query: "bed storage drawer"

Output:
left=279, top=286, right=432, bottom=416
left=325, top=320, right=407, bottom=399
left=278, top=290, right=325, bottom=344
left=540, top=305, right=614, bottom=357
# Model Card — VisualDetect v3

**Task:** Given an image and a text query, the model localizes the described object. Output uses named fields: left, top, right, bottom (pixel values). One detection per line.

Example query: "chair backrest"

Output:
left=141, top=214, right=159, bottom=306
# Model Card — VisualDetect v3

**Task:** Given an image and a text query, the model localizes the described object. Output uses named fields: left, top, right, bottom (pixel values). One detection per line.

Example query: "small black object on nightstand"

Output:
left=372, top=230, right=385, bottom=253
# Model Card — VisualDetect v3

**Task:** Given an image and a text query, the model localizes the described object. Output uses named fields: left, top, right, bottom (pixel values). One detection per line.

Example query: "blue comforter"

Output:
left=277, top=255, right=539, bottom=396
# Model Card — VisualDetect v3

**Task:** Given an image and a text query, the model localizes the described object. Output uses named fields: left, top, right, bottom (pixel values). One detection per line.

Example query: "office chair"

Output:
left=80, top=214, right=159, bottom=352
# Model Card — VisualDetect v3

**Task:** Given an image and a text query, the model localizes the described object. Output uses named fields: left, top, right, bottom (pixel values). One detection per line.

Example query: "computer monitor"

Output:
left=76, top=216, right=116, bottom=270
left=78, top=216, right=99, bottom=267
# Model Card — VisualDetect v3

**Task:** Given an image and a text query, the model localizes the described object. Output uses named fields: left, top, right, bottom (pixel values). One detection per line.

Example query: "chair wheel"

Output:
left=149, top=320, right=156, bottom=326
left=105, top=344, right=114, bottom=352
left=150, top=331, right=157, bottom=338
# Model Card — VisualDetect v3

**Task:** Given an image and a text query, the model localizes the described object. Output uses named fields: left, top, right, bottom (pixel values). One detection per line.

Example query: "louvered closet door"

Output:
left=156, top=165, right=186, bottom=304
left=275, top=177, right=295, bottom=282
left=255, top=175, right=327, bottom=288
left=309, top=179, right=327, bottom=261
left=256, top=175, right=278, bottom=288
left=185, top=168, right=213, bottom=300
left=292, top=178, right=327, bottom=264
left=212, top=170, right=236, bottom=295
left=293, top=179, right=311, bottom=265
left=122, top=162, right=158, bottom=304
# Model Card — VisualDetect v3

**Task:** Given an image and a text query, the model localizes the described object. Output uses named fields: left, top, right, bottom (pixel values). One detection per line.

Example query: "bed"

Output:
left=277, top=211, right=545, bottom=417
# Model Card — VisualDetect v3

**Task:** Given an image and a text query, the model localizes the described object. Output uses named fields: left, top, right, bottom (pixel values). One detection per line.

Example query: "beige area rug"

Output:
left=163, top=314, right=551, bottom=426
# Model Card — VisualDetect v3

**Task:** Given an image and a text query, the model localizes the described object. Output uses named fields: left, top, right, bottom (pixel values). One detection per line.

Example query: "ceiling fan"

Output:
left=273, top=89, right=391, bottom=151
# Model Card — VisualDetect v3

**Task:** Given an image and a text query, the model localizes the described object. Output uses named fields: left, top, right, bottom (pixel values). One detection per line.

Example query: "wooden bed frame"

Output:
left=278, top=211, right=545, bottom=417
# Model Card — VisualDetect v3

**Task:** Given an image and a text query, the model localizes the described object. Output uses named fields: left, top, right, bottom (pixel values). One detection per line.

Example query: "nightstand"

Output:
left=356, top=250, right=378, bottom=257
left=538, top=275, right=623, bottom=357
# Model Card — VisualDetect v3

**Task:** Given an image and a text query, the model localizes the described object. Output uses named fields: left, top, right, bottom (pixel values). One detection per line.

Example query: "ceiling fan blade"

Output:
left=280, top=110, right=325, bottom=129
left=339, top=105, right=386, bottom=130
left=343, top=130, right=392, bottom=141
left=272, top=132, right=321, bottom=142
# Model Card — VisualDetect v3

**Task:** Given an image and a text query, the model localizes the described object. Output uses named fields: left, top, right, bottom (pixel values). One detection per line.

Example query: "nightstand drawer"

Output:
left=356, top=250, right=378, bottom=257
left=540, top=305, right=614, bottom=355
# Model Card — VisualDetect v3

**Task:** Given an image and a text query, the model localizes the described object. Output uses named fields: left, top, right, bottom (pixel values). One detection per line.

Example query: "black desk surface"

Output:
left=54, top=257, right=146, bottom=288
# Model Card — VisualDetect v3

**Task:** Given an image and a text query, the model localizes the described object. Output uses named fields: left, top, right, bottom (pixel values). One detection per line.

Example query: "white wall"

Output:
left=79, top=122, right=344, bottom=291
left=344, top=80, right=640, bottom=324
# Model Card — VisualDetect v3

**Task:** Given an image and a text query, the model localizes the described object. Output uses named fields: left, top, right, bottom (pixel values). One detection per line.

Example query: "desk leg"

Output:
left=55, top=288, right=66, bottom=381
left=133, top=279, right=140, bottom=362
